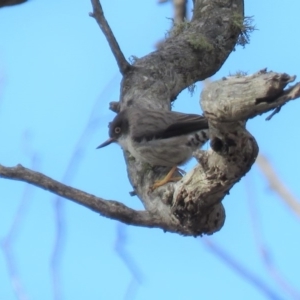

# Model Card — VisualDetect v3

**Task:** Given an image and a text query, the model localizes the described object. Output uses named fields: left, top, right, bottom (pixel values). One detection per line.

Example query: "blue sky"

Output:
left=0, top=0, right=300, bottom=299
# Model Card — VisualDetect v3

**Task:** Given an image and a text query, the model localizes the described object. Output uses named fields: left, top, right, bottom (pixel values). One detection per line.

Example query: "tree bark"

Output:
left=1, top=0, right=300, bottom=236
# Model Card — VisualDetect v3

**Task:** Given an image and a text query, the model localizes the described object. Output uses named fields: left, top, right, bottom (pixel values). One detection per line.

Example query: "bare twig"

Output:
left=202, top=238, right=283, bottom=300
left=51, top=198, right=65, bottom=300
left=1, top=185, right=31, bottom=300
left=89, top=0, right=131, bottom=75
left=115, top=224, right=143, bottom=299
left=156, top=0, right=188, bottom=48
left=49, top=74, right=120, bottom=300
left=0, top=164, right=165, bottom=229
left=256, top=154, right=300, bottom=218
left=173, top=0, right=187, bottom=24
left=265, top=105, right=283, bottom=121
left=264, top=79, right=300, bottom=120
left=245, top=174, right=300, bottom=300
left=1, top=132, right=39, bottom=300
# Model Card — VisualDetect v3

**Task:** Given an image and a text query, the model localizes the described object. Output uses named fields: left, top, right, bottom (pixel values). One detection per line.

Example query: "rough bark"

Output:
left=120, top=0, right=244, bottom=109
left=117, top=0, right=246, bottom=235
left=1, top=0, right=300, bottom=236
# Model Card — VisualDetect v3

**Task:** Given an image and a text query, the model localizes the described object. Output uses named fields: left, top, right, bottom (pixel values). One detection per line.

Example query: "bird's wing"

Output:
left=130, top=109, right=208, bottom=142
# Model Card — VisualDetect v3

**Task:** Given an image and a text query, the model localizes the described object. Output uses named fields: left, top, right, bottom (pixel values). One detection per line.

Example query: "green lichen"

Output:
left=232, top=13, right=244, bottom=29
left=187, top=34, right=213, bottom=51
left=167, top=19, right=191, bottom=38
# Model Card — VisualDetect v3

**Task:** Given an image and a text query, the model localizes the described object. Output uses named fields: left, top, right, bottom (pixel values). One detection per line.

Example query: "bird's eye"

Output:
left=114, top=127, right=121, bottom=134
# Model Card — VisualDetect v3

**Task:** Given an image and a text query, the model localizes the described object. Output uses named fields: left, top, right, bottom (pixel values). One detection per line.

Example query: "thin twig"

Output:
left=51, top=197, right=65, bottom=300
left=173, top=0, right=187, bottom=24
left=115, top=224, right=143, bottom=300
left=1, top=132, right=39, bottom=300
left=50, top=74, right=119, bottom=300
left=89, top=0, right=131, bottom=75
left=202, top=238, right=284, bottom=300
left=265, top=105, right=283, bottom=121
left=155, top=0, right=187, bottom=48
left=256, top=154, right=300, bottom=218
left=245, top=174, right=300, bottom=300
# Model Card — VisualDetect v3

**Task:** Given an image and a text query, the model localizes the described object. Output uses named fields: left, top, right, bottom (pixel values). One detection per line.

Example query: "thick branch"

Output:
left=6, top=0, right=298, bottom=237
left=2, top=71, right=298, bottom=237
left=89, top=0, right=131, bottom=75
left=95, top=0, right=244, bottom=237
left=120, top=0, right=244, bottom=109
left=171, top=71, right=300, bottom=229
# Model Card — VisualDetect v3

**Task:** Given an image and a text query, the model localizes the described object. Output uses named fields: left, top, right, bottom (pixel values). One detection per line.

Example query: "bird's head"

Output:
left=96, top=110, right=129, bottom=149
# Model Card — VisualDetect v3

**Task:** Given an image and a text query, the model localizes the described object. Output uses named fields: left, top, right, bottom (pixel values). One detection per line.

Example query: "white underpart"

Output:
left=117, top=130, right=209, bottom=167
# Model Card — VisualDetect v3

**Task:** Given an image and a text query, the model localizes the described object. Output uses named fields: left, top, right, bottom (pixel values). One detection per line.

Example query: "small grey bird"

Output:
left=97, top=107, right=209, bottom=189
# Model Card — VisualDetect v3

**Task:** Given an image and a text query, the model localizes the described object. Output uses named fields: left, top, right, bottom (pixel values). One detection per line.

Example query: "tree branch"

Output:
left=158, top=0, right=188, bottom=23
left=2, top=70, right=298, bottom=237
left=256, top=154, right=300, bottom=218
left=173, top=0, right=187, bottom=24
left=100, top=0, right=245, bottom=237
left=86, top=0, right=300, bottom=236
left=120, top=0, right=244, bottom=109
left=169, top=70, right=300, bottom=232
left=201, top=70, right=300, bottom=122
left=245, top=175, right=300, bottom=299
left=0, top=164, right=161, bottom=229
left=0, top=0, right=27, bottom=8
left=0, top=163, right=224, bottom=235
left=89, top=0, right=131, bottom=75
left=3, top=0, right=300, bottom=237
left=202, top=238, right=283, bottom=300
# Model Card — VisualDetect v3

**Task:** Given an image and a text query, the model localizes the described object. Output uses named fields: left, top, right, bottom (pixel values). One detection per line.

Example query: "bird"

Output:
left=97, top=107, right=209, bottom=189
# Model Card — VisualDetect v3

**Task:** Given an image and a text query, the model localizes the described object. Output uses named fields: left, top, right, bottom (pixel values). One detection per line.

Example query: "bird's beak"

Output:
left=96, top=137, right=115, bottom=149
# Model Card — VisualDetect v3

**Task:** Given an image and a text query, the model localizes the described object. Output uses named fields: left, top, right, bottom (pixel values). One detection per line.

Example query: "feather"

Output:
left=129, top=108, right=208, bottom=142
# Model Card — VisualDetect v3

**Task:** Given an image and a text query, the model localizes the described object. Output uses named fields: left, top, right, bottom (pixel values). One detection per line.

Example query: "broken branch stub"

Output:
left=171, top=70, right=300, bottom=235
left=201, top=70, right=297, bottom=122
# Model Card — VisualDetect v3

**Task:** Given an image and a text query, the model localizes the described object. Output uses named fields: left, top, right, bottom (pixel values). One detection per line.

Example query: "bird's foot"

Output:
left=150, top=166, right=182, bottom=191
